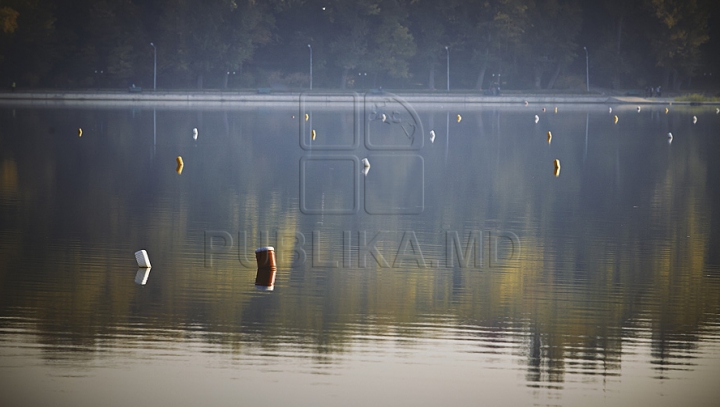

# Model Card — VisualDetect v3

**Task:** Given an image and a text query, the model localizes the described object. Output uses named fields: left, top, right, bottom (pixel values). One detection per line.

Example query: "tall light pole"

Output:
left=445, top=46, right=450, bottom=91
left=583, top=46, right=589, bottom=92
left=308, top=44, right=313, bottom=90
left=150, top=42, right=157, bottom=91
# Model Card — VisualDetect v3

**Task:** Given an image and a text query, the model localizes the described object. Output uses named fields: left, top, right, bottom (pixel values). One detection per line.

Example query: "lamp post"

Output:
left=150, top=42, right=157, bottom=91
left=308, top=44, right=313, bottom=90
left=445, top=46, right=450, bottom=91
left=583, top=46, right=589, bottom=92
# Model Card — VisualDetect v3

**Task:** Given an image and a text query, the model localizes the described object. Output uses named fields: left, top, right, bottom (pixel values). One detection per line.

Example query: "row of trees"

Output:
left=0, top=0, right=715, bottom=91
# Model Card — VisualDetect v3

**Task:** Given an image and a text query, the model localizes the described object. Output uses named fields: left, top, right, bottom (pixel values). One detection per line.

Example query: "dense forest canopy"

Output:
left=0, top=0, right=717, bottom=91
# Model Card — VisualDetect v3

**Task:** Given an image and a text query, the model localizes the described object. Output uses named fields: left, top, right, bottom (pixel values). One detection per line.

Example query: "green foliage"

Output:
left=0, top=6, right=18, bottom=33
left=648, top=0, right=710, bottom=89
left=674, top=93, right=720, bottom=102
left=0, top=0, right=717, bottom=89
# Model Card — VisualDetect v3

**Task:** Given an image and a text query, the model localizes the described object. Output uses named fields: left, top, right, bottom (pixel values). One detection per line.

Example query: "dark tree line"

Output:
left=0, top=0, right=716, bottom=91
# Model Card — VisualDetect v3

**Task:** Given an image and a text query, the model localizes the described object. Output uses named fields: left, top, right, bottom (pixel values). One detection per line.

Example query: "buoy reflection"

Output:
left=135, top=267, right=151, bottom=285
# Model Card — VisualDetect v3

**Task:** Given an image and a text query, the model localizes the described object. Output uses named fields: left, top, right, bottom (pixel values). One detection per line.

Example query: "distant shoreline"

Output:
left=0, top=89, right=716, bottom=106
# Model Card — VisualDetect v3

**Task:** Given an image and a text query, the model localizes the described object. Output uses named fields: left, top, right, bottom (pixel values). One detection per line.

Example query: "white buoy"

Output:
left=135, top=250, right=151, bottom=268
left=192, top=128, right=198, bottom=140
left=609, top=107, right=612, bottom=114
left=637, top=106, right=641, bottom=112
left=430, top=130, right=436, bottom=143
left=693, top=116, right=697, bottom=124
left=668, top=132, right=673, bottom=144
left=534, top=115, right=539, bottom=124
left=381, top=113, right=387, bottom=123
left=135, top=268, right=151, bottom=285
left=716, top=108, right=719, bottom=114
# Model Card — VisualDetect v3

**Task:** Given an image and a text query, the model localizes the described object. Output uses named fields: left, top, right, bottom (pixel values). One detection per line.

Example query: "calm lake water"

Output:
left=1, top=95, right=720, bottom=406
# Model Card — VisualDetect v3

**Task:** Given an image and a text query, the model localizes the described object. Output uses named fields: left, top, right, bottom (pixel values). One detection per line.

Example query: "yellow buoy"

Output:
left=311, top=129, right=317, bottom=140
left=614, top=115, right=619, bottom=124
left=457, top=114, right=462, bottom=123
left=305, top=113, right=309, bottom=121
left=547, top=131, right=552, bottom=144
left=176, top=156, right=184, bottom=174
left=78, top=128, right=82, bottom=137
left=554, top=159, right=561, bottom=177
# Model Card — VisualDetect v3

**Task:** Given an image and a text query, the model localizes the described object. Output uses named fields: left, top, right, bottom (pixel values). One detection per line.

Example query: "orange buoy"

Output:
left=255, top=247, right=277, bottom=291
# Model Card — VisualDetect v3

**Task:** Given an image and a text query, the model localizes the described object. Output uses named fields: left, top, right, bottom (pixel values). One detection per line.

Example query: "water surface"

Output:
left=1, top=97, right=720, bottom=406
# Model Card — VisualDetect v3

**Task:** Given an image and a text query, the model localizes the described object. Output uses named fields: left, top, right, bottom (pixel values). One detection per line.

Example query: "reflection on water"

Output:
left=1, top=100, right=720, bottom=406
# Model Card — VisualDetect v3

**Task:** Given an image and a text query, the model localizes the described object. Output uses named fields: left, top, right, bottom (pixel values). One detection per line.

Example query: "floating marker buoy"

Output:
left=254, top=247, right=277, bottom=291
left=292, top=115, right=295, bottom=119
left=135, top=250, right=151, bottom=268
left=554, top=159, right=561, bottom=177
left=312, top=129, right=317, bottom=140
left=554, top=107, right=558, bottom=113
left=192, top=127, right=198, bottom=140
left=457, top=114, right=462, bottom=123
left=637, top=106, right=641, bottom=112
left=430, top=130, right=436, bottom=143
left=665, top=107, right=669, bottom=114
left=135, top=268, right=151, bottom=285
left=693, top=116, right=697, bottom=124
left=305, top=113, right=309, bottom=121
left=614, top=115, right=619, bottom=124
left=609, top=107, right=613, bottom=114
left=547, top=131, right=552, bottom=144
left=534, top=115, right=540, bottom=124
left=176, top=156, right=184, bottom=174
left=78, top=128, right=82, bottom=137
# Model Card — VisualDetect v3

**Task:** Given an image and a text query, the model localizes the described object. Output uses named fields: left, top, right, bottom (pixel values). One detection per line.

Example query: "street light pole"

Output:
left=308, top=44, right=313, bottom=90
left=445, top=46, right=450, bottom=91
left=150, top=42, right=157, bottom=91
left=583, top=46, right=589, bottom=92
